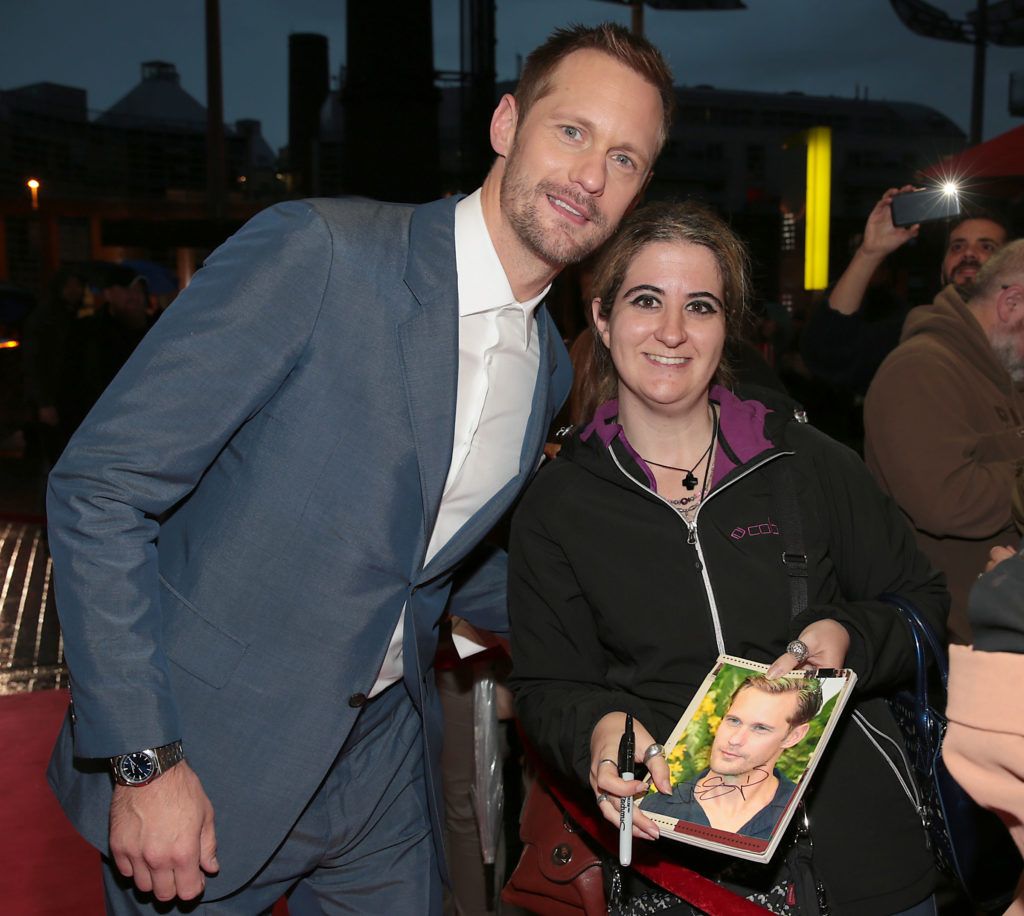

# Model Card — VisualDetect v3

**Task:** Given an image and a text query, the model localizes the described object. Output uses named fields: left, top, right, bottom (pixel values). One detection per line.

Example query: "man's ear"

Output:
left=490, top=94, right=518, bottom=158
left=782, top=722, right=810, bottom=749
left=995, top=283, right=1023, bottom=326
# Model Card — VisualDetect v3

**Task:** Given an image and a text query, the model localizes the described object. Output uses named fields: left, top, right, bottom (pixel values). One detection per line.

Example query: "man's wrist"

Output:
left=854, top=243, right=889, bottom=265
left=110, top=740, right=185, bottom=787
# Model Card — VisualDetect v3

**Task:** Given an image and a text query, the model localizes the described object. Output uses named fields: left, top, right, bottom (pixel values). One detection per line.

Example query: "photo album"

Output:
left=637, top=655, right=857, bottom=862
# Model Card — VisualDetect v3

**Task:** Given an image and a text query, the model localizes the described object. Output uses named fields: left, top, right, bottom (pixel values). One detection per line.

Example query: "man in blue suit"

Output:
left=46, top=23, right=674, bottom=914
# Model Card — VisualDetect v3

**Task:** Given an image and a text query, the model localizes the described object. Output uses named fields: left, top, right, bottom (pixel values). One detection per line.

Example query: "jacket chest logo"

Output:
left=730, top=518, right=780, bottom=540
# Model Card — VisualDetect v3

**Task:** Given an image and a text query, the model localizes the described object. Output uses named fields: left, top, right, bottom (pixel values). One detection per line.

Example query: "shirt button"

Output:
left=348, top=692, right=367, bottom=708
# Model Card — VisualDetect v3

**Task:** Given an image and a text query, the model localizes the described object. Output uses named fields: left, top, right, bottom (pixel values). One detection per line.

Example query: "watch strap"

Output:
left=153, top=740, right=185, bottom=773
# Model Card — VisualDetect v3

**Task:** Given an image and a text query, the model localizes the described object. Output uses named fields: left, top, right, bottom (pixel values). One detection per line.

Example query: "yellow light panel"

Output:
left=804, top=127, right=831, bottom=291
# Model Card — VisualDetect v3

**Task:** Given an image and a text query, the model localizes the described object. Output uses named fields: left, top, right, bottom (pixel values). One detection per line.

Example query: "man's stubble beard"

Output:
left=710, top=745, right=753, bottom=779
left=499, top=145, right=612, bottom=268
left=944, top=257, right=981, bottom=291
left=990, top=317, right=1024, bottom=383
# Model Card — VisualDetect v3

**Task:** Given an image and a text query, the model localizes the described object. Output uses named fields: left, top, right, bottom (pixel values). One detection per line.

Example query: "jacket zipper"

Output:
left=609, top=448, right=794, bottom=656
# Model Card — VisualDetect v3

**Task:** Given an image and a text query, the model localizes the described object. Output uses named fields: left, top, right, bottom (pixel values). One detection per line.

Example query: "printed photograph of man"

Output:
left=643, top=675, right=822, bottom=839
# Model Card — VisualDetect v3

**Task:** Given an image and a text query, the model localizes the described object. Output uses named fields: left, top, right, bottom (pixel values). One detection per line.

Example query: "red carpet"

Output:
left=0, top=689, right=288, bottom=914
left=0, top=689, right=103, bottom=914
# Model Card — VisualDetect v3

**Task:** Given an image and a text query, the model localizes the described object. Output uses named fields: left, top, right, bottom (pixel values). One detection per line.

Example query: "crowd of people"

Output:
left=22, top=263, right=157, bottom=471
left=19, top=19, right=1024, bottom=916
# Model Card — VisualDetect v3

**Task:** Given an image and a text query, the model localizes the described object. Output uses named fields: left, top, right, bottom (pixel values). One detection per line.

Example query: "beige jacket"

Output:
left=864, top=286, right=1024, bottom=642
left=946, top=646, right=1024, bottom=915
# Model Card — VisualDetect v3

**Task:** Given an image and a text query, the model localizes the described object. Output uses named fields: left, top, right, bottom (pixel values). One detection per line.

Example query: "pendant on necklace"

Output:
left=682, top=471, right=698, bottom=490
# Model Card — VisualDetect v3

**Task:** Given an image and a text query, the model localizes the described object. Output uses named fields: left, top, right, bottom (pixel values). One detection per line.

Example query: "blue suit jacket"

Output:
left=46, top=195, right=571, bottom=896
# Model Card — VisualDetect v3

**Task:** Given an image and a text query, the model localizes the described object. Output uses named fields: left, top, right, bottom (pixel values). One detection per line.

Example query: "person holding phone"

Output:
left=801, top=188, right=1010, bottom=396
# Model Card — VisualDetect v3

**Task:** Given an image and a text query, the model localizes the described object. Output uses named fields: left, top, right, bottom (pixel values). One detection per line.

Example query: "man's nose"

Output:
left=569, top=149, right=606, bottom=197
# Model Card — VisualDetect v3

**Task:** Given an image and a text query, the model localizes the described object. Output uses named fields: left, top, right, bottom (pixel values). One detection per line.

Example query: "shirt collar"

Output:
left=454, top=189, right=548, bottom=347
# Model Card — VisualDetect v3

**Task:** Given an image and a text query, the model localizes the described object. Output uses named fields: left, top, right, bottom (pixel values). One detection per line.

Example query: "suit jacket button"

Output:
left=348, top=692, right=367, bottom=708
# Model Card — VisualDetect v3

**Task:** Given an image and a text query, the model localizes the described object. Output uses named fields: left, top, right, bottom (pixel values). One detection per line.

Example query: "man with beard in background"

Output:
left=865, top=240, right=1024, bottom=644
left=801, top=190, right=1009, bottom=396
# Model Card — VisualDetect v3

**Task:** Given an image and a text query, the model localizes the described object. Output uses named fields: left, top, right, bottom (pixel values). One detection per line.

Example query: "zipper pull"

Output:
left=686, top=523, right=696, bottom=545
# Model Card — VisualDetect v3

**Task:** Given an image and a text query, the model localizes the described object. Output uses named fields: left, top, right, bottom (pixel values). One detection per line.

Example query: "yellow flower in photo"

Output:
left=707, top=714, right=721, bottom=732
left=699, top=695, right=716, bottom=716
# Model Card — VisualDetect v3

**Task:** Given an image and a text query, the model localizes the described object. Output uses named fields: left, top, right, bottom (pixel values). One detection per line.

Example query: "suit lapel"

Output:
left=398, top=198, right=460, bottom=571
left=418, top=306, right=558, bottom=582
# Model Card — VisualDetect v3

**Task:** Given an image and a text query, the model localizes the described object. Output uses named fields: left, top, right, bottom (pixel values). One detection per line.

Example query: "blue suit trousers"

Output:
left=103, top=683, right=441, bottom=914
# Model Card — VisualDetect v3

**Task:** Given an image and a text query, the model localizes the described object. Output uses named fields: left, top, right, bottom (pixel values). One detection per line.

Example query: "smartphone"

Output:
left=890, top=187, right=962, bottom=227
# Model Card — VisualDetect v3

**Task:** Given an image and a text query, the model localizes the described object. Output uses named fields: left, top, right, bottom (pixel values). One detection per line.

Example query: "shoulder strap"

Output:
left=766, top=459, right=808, bottom=619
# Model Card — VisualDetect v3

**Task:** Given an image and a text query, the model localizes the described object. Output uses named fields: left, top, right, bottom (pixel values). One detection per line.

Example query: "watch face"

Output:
left=118, top=751, right=156, bottom=785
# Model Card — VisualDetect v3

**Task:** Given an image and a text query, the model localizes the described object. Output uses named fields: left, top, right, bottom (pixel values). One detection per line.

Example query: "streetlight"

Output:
left=26, top=178, right=40, bottom=210
left=890, top=0, right=1024, bottom=144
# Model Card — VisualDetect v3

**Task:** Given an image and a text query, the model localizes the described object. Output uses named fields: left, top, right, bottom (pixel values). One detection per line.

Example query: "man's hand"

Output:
left=766, top=618, right=851, bottom=678
left=109, top=760, right=218, bottom=902
left=589, top=712, right=665, bottom=840
left=860, top=185, right=920, bottom=260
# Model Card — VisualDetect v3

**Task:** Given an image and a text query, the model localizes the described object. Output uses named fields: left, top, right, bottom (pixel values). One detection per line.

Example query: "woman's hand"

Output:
left=984, top=545, right=1017, bottom=574
left=766, top=618, right=851, bottom=678
left=589, top=712, right=668, bottom=840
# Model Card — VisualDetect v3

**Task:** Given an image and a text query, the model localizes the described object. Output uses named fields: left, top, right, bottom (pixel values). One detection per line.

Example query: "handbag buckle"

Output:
left=551, top=843, right=574, bottom=866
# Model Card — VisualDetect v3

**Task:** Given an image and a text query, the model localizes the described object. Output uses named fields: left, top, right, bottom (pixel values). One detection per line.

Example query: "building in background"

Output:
left=0, top=61, right=279, bottom=295
left=0, top=48, right=974, bottom=320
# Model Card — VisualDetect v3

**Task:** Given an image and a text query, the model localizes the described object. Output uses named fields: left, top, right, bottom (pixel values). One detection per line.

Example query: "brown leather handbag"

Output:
left=502, top=781, right=608, bottom=916
left=503, top=775, right=773, bottom=916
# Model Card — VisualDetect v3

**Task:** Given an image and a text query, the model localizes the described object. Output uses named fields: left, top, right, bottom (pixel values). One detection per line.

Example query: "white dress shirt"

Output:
left=369, top=189, right=548, bottom=695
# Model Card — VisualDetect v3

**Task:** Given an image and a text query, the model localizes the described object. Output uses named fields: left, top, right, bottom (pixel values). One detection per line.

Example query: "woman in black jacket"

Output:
left=508, top=201, right=948, bottom=916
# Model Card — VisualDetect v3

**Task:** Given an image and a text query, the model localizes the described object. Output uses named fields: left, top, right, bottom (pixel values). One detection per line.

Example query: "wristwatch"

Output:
left=110, top=740, right=185, bottom=787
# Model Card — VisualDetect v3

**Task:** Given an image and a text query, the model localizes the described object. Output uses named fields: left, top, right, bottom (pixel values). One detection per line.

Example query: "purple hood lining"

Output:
left=579, top=385, right=774, bottom=493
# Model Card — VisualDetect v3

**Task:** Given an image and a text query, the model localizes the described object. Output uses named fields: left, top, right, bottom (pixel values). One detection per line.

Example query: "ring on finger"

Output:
left=596, top=793, right=609, bottom=805
left=643, top=743, right=665, bottom=764
left=786, top=639, right=810, bottom=664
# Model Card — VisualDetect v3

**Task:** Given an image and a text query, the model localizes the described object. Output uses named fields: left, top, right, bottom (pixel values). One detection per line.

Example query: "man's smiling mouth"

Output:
left=547, top=195, right=589, bottom=225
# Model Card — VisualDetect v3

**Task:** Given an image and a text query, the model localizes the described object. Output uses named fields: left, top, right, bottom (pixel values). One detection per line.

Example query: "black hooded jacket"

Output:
left=509, top=385, right=948, bottom=915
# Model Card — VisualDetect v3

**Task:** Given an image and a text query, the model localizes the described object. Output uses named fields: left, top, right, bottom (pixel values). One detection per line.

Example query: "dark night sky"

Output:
left=3, top=0, right=1020, bottom=152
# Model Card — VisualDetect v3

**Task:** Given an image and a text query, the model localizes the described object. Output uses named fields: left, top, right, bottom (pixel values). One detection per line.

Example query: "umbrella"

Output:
left=121, top=259, right=179, bottom=295
left=470, top=671, right=503, bottom=872
left=919, top=124, right=1024, bottom=192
